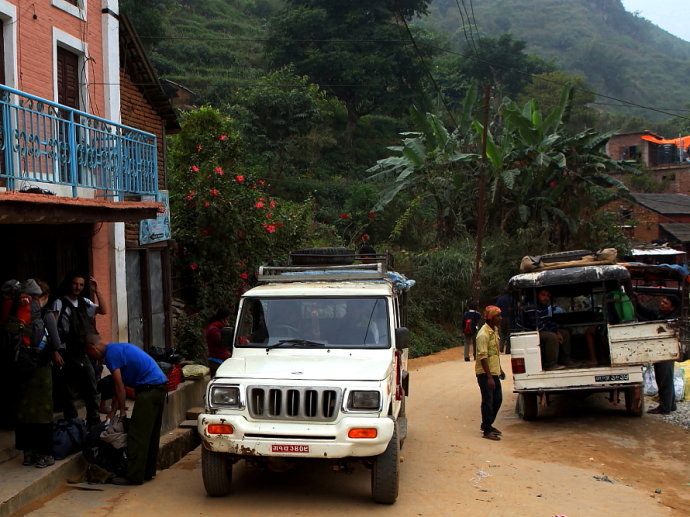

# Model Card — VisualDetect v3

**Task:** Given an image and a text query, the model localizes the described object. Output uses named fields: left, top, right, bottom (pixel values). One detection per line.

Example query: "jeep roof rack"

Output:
left=257, top=263, right=388, bottom=283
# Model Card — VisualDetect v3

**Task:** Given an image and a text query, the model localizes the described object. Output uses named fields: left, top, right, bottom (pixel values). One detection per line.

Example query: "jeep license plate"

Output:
left=595, top=374, right=629, bottom=382
left=271, top=444, right=309, bottom=453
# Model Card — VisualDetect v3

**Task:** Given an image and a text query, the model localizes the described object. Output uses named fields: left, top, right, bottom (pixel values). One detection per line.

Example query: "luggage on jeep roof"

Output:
left=519, top=249, right=618, bottom=273
left=289, top=247, right=354, bottom=266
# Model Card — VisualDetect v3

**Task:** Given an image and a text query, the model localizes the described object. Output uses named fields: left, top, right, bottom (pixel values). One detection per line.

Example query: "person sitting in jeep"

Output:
left=521, top=288, right=574, bottom=370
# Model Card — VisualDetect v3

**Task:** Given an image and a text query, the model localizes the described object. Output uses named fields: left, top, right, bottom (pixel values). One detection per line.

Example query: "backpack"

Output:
left=58, top=297, right=96, bottom=349
left=462, top=315, right=476, bottom=336
left=608, top=290, right=636, bottom=324
left=52, top=417, right=86, bottom=460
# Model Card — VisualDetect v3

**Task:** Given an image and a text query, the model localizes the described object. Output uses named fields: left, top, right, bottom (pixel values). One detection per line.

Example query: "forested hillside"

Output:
left=130, top=0, right=690, bottom=123
left=426, top=0, right=690, bottom=121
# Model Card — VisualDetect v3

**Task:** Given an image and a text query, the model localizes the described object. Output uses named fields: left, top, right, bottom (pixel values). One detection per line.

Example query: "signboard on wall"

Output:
left=139, top=190, right=171, bottom=245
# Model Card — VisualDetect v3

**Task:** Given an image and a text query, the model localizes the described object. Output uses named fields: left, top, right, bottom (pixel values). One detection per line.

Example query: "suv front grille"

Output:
left=247, top=386, right=342, bottom=422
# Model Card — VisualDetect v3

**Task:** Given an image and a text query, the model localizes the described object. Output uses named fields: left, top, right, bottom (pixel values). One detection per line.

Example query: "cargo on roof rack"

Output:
left=257, top=263, right=387, bottom=283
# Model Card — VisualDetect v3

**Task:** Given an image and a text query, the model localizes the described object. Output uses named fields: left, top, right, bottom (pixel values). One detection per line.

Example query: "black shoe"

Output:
left=464, top=358, right=470, bottom=362
left=22, top=452, right=35, bottom=466
left=490, top=426, right=502, bottom=435
left=35, top=455, right=55, bottom=468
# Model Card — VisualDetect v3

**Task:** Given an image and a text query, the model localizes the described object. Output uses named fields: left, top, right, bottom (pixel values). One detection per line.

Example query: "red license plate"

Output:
left=271, top=444, right=310, bottom=453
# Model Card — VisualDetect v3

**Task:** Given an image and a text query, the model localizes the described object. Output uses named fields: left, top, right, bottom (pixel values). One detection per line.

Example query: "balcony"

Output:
left=0, top=84, right=158, bottom=199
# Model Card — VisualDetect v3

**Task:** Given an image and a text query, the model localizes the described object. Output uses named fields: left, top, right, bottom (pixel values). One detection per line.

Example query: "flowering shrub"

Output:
left=169, top=108, right=318, bottom=350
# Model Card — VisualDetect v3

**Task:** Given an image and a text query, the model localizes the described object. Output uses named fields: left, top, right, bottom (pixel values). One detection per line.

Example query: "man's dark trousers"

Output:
left=476, top=374, right=502, bottom=434
left=128, top=384, right=166, bottom=484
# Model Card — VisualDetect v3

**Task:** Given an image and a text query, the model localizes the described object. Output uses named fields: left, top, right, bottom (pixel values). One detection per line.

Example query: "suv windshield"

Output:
left=235, top=297, right=389, bottom=349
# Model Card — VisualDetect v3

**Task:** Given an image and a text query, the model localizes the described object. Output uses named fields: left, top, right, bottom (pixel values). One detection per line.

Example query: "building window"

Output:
left=52, top=0, right=86, bottom=20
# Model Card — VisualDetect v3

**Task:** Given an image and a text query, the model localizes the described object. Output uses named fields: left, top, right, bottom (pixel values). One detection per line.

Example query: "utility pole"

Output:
left=472, top=84, right=491, bottom=308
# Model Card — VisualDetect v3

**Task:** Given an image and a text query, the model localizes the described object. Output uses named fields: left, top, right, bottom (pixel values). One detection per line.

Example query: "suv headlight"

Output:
left=210, top=385, right=242, bottom=408
left=347, top=390, right=381, bottom=411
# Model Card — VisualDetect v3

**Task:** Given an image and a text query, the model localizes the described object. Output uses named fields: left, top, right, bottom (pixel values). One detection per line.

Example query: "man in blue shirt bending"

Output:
left=85, top=334, right=168, bottom=485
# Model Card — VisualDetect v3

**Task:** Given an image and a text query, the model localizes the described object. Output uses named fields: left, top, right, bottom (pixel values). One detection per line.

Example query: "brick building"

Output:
left=0, top=1, right=178, bottom=348
left=605, top=133, right=690, bottom=254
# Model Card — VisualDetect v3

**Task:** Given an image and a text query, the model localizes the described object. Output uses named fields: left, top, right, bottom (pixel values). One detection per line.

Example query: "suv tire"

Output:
left=371, top=420, right=399, bottom=504
left=202, top=447, right=233, bottom=497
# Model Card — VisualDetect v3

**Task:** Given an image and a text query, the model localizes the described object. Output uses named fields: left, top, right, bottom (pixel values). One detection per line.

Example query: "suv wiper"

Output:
left=266, top=339, right=327, bottom=350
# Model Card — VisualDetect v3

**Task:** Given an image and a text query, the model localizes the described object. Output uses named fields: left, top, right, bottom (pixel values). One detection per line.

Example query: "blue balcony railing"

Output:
left=0, top=84, right=158, bottom=197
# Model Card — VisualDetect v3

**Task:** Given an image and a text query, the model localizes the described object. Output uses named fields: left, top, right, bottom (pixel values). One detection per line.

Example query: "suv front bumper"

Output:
left=198, top=414, right=395, bottom=458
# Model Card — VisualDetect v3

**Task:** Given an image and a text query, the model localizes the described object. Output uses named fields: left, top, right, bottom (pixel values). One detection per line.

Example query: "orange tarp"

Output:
left=641, top=134, right=690, bottom=148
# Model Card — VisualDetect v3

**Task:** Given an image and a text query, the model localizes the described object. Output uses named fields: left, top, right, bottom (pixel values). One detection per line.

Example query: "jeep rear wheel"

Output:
left=371, top=420, right=399, bottom=504
left=202, top=447, right=233, bottom=497
left=517, top=393, right=538, bottom=421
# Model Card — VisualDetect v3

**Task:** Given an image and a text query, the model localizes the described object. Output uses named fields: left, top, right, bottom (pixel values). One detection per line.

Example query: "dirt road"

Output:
left=20, top=348, right=690, bottom=516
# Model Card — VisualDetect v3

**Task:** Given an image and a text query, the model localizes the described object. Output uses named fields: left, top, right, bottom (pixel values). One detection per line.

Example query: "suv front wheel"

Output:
left=371, top=420, right=400, bottom=504
left=202, top=446, right=233, bottom=497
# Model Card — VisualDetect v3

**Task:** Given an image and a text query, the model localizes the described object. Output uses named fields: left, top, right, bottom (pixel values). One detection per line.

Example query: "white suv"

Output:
left=198, top=251, right=414, bottom=504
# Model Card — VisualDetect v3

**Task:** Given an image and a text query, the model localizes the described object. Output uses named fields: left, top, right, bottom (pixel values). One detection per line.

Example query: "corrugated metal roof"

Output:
left=632, top=193, right=690, bottom=215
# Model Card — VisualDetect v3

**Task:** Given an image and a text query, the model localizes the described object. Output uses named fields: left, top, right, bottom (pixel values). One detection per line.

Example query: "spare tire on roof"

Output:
left=289, top=247, right=354, bottom=266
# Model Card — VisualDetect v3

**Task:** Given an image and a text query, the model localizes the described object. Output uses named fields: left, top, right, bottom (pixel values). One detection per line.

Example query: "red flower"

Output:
left=263, top=224, right=277, bottom=233
left=368, top=211, right=376, bottom=219
left=258, top=197, right=266, bottom=202
left=235, top=175, right=245, bottom=182
left=240, top=272, right=248, bottom=280
left=215, top=167, right=224, bottom=176
left=191, top=165, right=200, bottom=173
left=219, top=134, right=228, bottom=141
left=210, top=189, right=219, bottom=196
left=255, top=202, right=264, bottom=208
left=266, top=212, right=273, bottom=219
left=203, top=201, right=210, bottom=207
left=361, top=234, right=369, bottom=241
left=269, top=200, right=277, bottom=208
left=185, top=189, right=196, bottom=201
left=549, top=181, right=557, bottom=188
left=258, top=179, right=266, bottom=185
left=189, top=263, right=198, bottom=270
left=236, top=231, right=245, bottom=238
left=196, top=144, right=202, bottom=152
left=340, top=213, right=349, bottom=219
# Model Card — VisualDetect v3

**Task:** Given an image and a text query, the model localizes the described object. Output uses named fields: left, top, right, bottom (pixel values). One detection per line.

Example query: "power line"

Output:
left=135, top=30, right=690, bottom=122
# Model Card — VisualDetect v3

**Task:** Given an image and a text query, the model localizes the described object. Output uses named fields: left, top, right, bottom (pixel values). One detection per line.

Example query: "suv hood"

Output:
left=215, top=351, right=392, bottom=382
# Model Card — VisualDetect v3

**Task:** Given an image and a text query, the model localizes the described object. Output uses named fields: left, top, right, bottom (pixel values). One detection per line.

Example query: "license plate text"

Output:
left=595, top=374, right=629, bottom=382
left=271, top=444, right=310, bottom=453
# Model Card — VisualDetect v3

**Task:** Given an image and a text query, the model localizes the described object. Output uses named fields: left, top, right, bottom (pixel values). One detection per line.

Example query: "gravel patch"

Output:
left=645, top=398, right=690, bottom=430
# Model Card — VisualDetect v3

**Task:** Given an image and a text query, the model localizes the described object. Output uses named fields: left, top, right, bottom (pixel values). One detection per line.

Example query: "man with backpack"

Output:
left=52, top=273, right=107, bottom=428
left=461, top=302, right=482, bottom=362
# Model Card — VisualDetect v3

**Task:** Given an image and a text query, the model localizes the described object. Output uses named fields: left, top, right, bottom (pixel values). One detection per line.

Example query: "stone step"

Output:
left=185, top=407, right=204, bottom=420
left=179, top=420, right=198, bottom=429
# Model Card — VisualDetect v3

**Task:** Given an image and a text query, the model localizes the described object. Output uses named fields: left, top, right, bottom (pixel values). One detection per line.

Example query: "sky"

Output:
left=621, top=0, right=690, bottom=42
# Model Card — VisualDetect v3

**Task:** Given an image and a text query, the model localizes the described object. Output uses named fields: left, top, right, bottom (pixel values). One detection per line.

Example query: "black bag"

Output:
left=14, top=345, right=40, bottom=377
left=52, top=417, right=86, bottom=460
left=83, top=420, right=128, bottom=477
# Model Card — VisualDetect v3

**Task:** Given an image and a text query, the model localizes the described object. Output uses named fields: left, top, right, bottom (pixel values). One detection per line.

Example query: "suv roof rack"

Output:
left=257, top=263, right=388, bottom=283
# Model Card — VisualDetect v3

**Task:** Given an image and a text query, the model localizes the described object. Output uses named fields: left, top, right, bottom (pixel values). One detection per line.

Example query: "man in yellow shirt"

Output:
left=475, top=305, right=505, bottom=441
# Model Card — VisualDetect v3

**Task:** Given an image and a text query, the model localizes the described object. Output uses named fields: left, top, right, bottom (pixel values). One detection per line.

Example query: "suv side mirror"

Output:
left=221, top=326, right=234, bottom=350
left=395, top=327, right=409, bottom=350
